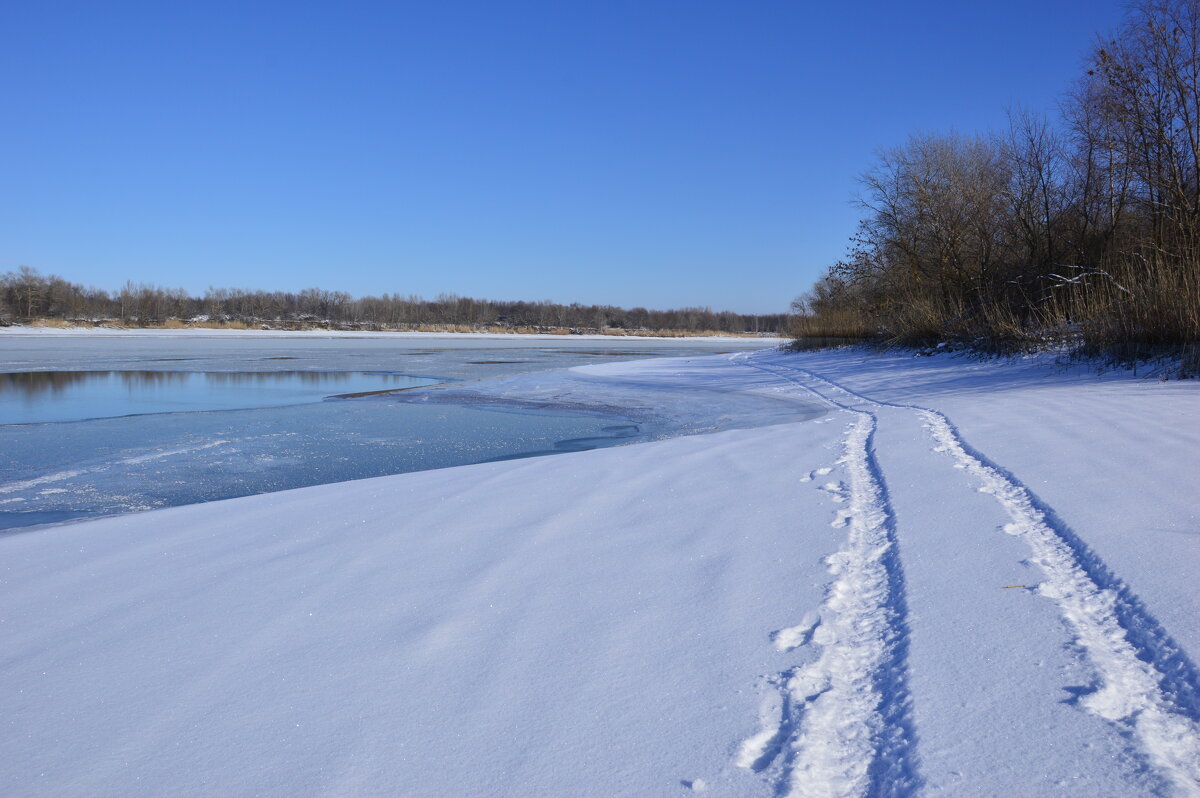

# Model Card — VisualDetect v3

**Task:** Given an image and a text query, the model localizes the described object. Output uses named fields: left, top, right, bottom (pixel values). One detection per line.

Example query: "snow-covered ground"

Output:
left=1, top=348, right=1197, bottom=797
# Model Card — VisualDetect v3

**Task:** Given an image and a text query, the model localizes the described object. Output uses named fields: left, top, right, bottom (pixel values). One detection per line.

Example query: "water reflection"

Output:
left=0, top=371, right=440, bottom=425
left=0, top=370, right=424, bottom=393
left=0, top=371, right=123, bottom=397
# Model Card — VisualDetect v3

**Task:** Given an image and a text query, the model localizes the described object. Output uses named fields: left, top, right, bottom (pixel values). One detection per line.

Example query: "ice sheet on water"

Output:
left=0, top=335, right=795, bottom=531
left=0, top=332, right=772, bottom=378
left=0, top=399, right=661, bottom=531
left=0, top=370, right=439, bottom=424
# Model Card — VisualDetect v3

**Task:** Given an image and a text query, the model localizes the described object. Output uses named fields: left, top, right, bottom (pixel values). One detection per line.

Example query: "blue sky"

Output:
left=2, top=1, right=1128, bottom=314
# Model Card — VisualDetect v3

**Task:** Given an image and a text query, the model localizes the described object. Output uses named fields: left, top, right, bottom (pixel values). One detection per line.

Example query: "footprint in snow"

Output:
left=831, top=508, right=853, bottom=528
left=819, top=481, right=848, bottom=502
left=798, top=466, right=834, bottom=483
left=771, top=611, right=821, bottom=652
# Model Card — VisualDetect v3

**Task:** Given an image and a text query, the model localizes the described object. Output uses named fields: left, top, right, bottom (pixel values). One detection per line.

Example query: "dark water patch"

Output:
left=0, top=510, right=94, bottom=533
left=482, top=424, right=641, bottom=461
left=466, top=360, right=530, bottom=365
left=550, top=349, right=652, bottom=356
left=330, top=385, right=432, bottom=399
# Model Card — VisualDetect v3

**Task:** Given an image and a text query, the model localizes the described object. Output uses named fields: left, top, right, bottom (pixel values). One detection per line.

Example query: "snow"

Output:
left=1, top=347, right=1197, bottom=796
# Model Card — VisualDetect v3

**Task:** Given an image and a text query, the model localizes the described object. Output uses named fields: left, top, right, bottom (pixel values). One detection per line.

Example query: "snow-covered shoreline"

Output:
left=2, top=348, right=1197, bottom=796
left=0, top=324, right=786, bottom=343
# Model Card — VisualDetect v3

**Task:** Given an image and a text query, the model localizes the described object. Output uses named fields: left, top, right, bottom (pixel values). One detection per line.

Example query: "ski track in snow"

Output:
left=733, top=354, right=918, bottom=798
left=740, top=351, right=1200, bottom=796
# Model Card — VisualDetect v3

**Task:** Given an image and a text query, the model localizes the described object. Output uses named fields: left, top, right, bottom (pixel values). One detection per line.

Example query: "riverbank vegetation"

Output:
left=0, top=267, right=784, bottom=337
left=791, top=0, right=1200, bottom=369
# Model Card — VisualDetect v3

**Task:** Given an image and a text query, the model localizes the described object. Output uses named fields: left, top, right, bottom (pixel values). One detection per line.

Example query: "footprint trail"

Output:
left=735, top=353, right=918, bottom=797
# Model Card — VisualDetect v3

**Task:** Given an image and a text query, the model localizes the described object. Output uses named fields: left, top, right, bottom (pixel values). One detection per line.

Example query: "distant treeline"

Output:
left=0, top=267, right=785, bottom=335
left=793, top=0, right=1200, bottom=359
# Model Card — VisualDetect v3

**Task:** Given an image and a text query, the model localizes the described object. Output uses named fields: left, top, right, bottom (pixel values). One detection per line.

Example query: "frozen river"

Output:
left=0, top=332, right=783, bottom=530
left=0, top=370, right=441, bottom=424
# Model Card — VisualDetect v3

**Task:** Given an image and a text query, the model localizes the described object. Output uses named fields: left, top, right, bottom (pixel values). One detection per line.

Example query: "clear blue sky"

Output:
left=2, top=1, right=1128, bottom=314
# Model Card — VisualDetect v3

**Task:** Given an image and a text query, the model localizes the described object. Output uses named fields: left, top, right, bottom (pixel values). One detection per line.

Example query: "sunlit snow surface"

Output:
left=0, top=332, right=795, bottom=529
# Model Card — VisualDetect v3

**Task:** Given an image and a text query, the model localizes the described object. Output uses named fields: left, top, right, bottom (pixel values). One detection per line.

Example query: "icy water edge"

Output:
left=0, top=335, right=784, bottom=531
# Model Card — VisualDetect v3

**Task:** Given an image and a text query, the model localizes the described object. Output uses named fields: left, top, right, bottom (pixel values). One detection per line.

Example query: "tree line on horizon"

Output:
left=0, top=266, right=786, bottom=335
left=793, top=0, right=1200, bottom=358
